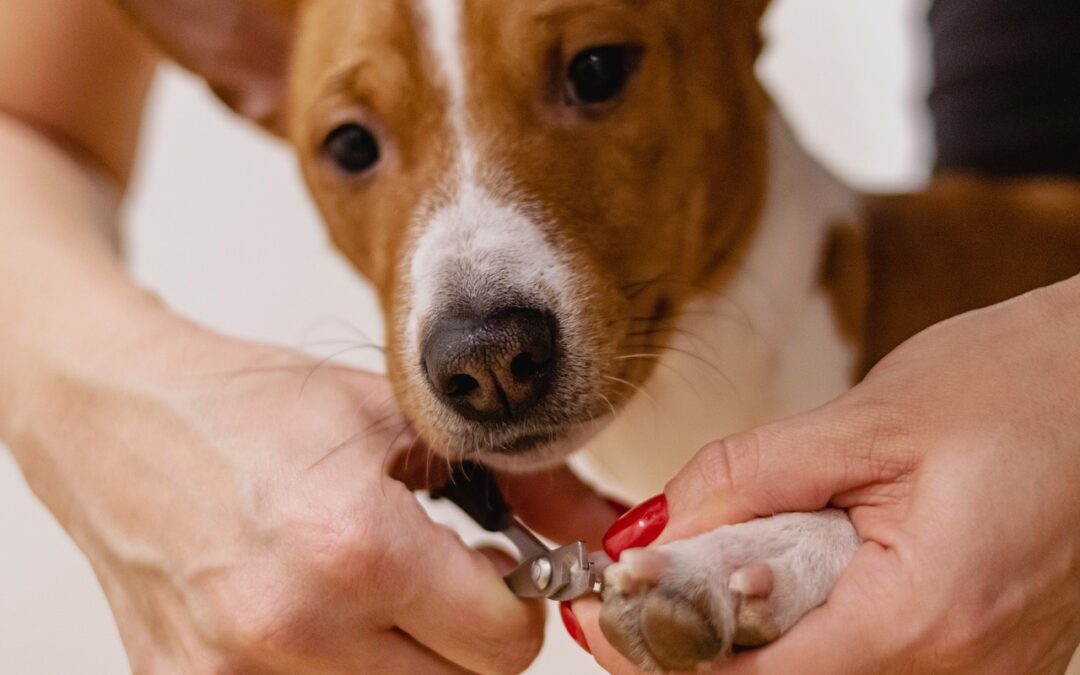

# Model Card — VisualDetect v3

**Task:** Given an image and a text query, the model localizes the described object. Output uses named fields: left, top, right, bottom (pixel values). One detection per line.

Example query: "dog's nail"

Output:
left=607, top=548, right=669, bottom=594
left=602, top=494, right=668, bottom=561
left=604, top=497, right=632, bottom=516
left=560, top=601, right=591, bottom=654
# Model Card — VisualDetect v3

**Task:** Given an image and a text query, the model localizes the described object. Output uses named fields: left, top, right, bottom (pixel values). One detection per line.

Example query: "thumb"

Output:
left=660, top=395, right=917, bottom=543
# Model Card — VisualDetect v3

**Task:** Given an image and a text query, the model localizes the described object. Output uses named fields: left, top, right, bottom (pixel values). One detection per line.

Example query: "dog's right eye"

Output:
left=323, top=123, right=380, bottom=174
left=566, top=45, right=640, bottom=106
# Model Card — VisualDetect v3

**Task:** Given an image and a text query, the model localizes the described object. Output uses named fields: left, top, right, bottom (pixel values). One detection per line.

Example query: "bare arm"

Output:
left=0, top=0, right=163, bottom=483
left=0, top=4, right=615, bottom=671
left=0, top=0, right=154, bottom=185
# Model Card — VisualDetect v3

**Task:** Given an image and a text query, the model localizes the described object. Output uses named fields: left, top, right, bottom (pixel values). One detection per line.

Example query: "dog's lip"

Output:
left=477, top=410, right=613, bottom=456
left=488, top=431, right=557, bottom=455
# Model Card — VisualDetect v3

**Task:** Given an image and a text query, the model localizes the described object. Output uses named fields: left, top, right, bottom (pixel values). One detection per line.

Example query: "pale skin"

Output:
left=575, top=275, right=1080, bottom=673
left=0, top=1, right=618, bottom=673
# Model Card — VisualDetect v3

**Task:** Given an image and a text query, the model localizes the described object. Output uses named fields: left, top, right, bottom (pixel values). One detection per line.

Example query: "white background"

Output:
left=1, top=1, right=940, bottom=672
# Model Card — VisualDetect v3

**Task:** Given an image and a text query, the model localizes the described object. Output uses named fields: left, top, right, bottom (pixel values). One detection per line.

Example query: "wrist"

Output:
left=0, top=284, right=217, bottom=459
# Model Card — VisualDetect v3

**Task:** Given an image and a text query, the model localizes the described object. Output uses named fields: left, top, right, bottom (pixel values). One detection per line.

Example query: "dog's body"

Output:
left=112, top=0, right=1080, bottom=670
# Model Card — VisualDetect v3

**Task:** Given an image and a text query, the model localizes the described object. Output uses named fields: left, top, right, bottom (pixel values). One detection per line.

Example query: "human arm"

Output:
left=0, top=1, right=618, bottom=672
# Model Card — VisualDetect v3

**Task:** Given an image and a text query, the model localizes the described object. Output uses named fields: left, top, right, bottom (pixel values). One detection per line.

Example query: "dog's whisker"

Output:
left=621, top=341, right=727, bottom=378
left=307, top=418, right=409, bottom=472
left=298, top=345, right=380, bottom=398
left=603, top=374, right=660, bottom=415
left=375, top=422, right=415, bottom=495
left=298, top=338, right=387, bottom=352
left=379, top=421, right=423, bottom=495
left=597, top=390, right=620, bottom=421
left=298, top=315, right=384, bottom=348
left=614, top=352, right=707, bottom=401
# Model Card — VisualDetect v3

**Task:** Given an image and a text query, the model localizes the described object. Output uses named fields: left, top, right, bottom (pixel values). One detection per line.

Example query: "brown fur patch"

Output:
left=820, top=222, right=869, bottom=349
left=858, top=174, right=1080, bottom=375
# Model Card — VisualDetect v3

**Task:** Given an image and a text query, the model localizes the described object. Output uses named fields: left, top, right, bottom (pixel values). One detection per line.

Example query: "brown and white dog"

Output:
left=112, top=0, right=1080, bottom=670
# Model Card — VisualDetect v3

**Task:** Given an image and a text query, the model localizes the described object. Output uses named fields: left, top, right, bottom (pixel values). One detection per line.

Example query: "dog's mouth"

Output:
left=465, top=415, right=613, bottom=471
left=490, top=431, right=556, bottom=455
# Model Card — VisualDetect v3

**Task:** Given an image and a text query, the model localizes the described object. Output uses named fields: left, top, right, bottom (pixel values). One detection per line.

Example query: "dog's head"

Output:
left=119, top=0, right=771, bottom=469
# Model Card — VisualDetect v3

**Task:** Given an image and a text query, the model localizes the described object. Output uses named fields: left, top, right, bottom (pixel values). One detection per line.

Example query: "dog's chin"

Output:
left=462, top=417, right=611, bottom=473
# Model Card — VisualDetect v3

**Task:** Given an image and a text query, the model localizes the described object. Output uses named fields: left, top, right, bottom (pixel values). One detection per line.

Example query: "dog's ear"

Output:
left=112, top=0, right=297, bottom=132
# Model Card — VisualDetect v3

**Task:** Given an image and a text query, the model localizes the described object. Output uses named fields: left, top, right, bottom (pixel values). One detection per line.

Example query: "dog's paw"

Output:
left=598, top=509, right=859, bottom=672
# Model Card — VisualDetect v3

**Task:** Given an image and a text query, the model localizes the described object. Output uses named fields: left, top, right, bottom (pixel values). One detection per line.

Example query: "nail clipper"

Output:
left=431, top=462, right=611, bottom=601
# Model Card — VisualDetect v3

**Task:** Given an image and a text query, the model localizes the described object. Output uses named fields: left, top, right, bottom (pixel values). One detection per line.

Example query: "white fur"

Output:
left=408, top=0, right=577, bottom=357
left=416, top=0, right=474, bottom=176
left=406, top=186, right=577, bottom=344
left=581, top=114, right=861, bottom=498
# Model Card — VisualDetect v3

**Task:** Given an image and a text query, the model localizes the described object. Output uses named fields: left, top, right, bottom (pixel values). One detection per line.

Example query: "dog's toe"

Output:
left=598, top=554, right=788, bottom=671
left=640, top=589, right=723, bottom=671
left=599, top=549, right=726, bottom=672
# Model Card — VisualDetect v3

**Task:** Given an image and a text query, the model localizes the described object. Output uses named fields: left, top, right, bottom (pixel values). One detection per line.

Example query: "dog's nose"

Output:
left=422, top=308, right=557, bottom=422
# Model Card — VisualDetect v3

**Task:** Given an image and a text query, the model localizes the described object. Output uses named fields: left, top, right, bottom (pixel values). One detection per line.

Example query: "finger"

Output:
left=476, top=544, right=518, bottom=575
left=392, top=496, right=546, bottom=675
left=571, top=597, right=647, bottom=675
left=500, top=465, right=625, bottom=548
left=659, top=395, right=919, bottom=543
left=361, top=629, right=476, bottom=675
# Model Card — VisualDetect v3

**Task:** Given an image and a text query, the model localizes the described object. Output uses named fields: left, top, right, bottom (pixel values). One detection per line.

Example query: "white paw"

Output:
left=599, top=509, right=859, bottom=672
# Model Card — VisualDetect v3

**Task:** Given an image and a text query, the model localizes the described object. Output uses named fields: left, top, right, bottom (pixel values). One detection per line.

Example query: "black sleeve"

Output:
left=928, top=0, right=1080, bottom=178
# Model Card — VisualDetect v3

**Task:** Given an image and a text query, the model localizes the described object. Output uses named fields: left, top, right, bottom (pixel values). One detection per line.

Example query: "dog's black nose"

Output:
left=422, top=308, right=557, bottom=422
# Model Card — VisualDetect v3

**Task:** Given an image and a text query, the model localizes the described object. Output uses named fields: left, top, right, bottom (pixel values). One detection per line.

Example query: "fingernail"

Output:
left=604, top=497, right=632, bottom=517
left=602, top=494, right=668, bottom=561
left=560, top=601, right=590, bottom=654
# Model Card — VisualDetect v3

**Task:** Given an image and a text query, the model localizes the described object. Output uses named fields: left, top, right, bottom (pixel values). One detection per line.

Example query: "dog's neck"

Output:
left=581, top=112, right=861, bottom=498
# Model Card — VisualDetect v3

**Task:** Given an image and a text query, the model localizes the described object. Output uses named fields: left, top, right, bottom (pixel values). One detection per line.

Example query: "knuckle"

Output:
left=693, top=432, right=763, bottom=495
left=838, top=395, right=921, bottom=476
left=306, top=504, right=391, bottom=589
left=198, top=575, right=319, bottom=659
left=227, top=604, right=328, bottom=662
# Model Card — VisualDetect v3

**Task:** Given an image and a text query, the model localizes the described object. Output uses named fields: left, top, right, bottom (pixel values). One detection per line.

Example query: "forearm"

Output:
left=0, top=115, right=201, bottom=522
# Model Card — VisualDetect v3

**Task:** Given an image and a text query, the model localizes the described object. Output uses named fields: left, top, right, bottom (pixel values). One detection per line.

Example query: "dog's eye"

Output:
left=323, top=123, right=380, bottom=174
left=566, top=45, right=638, bottom=105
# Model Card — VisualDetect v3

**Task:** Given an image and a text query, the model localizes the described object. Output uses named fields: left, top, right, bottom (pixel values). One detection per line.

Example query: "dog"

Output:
left=111, top=0, right=1080, bottom=670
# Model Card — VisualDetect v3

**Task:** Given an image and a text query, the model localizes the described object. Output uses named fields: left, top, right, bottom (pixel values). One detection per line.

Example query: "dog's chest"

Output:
left=582, top=116, right=861, bottom=498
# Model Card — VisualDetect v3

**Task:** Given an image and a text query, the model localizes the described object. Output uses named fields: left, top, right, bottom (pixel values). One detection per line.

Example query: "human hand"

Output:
left=572, top=276, right=1080, bottom=674
left=5, top=319, right=618, bottom=674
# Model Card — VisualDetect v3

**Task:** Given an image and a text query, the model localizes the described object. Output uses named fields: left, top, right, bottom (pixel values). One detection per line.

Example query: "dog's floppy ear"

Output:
left=113, top=0, right=297, bottom=131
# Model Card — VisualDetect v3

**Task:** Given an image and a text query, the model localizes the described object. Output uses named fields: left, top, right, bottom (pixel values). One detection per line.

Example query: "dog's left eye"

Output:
left=323, top=123, right=380, bottom=174
left=566, top=45, right=639, bottom=105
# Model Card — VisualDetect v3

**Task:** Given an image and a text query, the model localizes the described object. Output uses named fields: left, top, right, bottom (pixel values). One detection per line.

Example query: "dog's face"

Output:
left=287, top=0, right=771, bottom=469
left=117, top=0, right=770, bottom=469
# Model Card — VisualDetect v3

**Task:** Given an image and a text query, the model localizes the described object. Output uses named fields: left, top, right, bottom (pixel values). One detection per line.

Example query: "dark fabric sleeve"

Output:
left=929, top=0, right=1080, bottom=178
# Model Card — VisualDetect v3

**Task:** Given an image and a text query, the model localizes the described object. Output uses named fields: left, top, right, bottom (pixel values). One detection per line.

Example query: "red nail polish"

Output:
left=602, top=494, right=668, bottom=561
left=560, top=601, right=591, bottom=654
left=604, top=497, right=632, bottom=516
